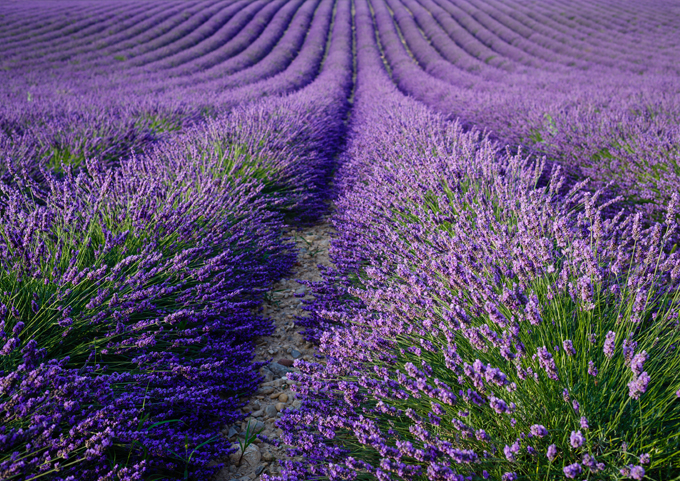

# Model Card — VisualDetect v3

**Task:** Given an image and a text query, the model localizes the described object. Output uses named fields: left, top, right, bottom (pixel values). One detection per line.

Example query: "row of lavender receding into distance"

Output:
left=1, top=0, right=680, bottom=479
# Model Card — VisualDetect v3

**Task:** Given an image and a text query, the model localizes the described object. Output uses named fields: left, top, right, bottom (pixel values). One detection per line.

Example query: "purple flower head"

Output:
left=570, top=430, right=585, bottom=448
left=563, top=463, right=582, bottom=478
left=631, top=351, right=648, bottom=377
left=604, top=331, right=616, bottom=358
left=572, top=400, right=580, bottom=412
left=503, top=445, right=516, bottom=462
left=530, top=424, right=548, bottom=438
left=501, top=472, right=517, bottom=481
left=536, top=346, right=559, bottom=380
left=547, top=444, right=558, bottom=462
left=588, top=360, right=598, bottom=377
left=562, top=339, right=576, bottom=356
left=628, top=372, right=650, bottom=399
left=524, top=295, right=542, bottom=325
left=562, top=388, right=570, bottom=402
left=489, top=396, right=510, bottom=414
left=629, top=465, right=645, bottom=480
left=12, top=321, right=25, bottom=335
left=623, top=338, right=638, bottom=365
left=582, top=454, right=596, bottom=468
left=580, top=417, right=589, bottom=430
left=640, top=453, right=650, bottom=465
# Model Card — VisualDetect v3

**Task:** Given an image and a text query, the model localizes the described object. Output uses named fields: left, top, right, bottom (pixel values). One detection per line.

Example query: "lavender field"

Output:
left=1, top=0, right=680, bottom=480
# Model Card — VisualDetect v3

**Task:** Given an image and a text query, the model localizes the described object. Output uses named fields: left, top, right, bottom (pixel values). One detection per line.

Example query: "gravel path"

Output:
left=215, top=221, right=333, bottom=481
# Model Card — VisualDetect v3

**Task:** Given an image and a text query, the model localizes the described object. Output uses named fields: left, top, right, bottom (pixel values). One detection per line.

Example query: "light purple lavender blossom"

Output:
left=503, top=444, right=516, bottom=462
left=563, top=463, right=583, bottom=478
left=622, top=465, right=646, bottom=480
left=536, top=346, right=559, bottom=380
left=604, top=331, right=616, bottom=358
left=631, top=351, right=648, bottom=376
left=623, top=338, right=638, bottom=365
left=580, top=417, right=589, bottom=430
left=640, top=453, right=650, bottom=465
left=547, top=444, right=558, bottom=462
left=630, top=465, right=646, bottom=480
left=530, top=424, right=548, bottom=438
left=563, top=339, right=576, bottom=355
left=570, top=430, right=585, bottom=448
left=489, top=396, right=510, bottom=414
left=588, top=360, right=598, bottom=377
left=628, top=372, right=650, bottom=399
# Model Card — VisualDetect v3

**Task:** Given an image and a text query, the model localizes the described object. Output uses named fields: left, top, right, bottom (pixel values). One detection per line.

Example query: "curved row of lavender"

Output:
left=274, top=0, right=680, bottom=480
left=0, top=0, right=352, bottom=479
left=365, top=0, right=680, bottom=217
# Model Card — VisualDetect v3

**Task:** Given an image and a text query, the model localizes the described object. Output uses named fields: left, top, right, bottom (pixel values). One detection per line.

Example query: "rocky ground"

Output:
left=214, top=221, right=333, bottom=481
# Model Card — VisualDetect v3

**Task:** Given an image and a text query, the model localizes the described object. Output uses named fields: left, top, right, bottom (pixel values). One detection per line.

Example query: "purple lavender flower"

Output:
left=570, top=430, right=585, bottom=448
left=631, top=351, right=648, bottom=376
left=530, top=424, right=548, bottom=438
left=563, top=463, right=583, bottom=478
left=563, top=339, right=576, bottom=356
left=640, top=453, right=650, bottom=465
left=580, top=417, right=589, bottom=430
left=536, top=346, right=560, bottom=380
left=489, top=396, right=510, bottom=414
left=604, top=331, right=616, bottom=358
left=626, top=465, right=645, bottom=480
left=628, top=372, right=650, bottom=399
left=588, top=360, right=598, bottom=377
left=501, top=472, right=517, bottom=481
left=547, top=444, right=558, bottom=462
left=623, top=338, right=638, bottom=365
left=503, top=444, right=516, bottom=462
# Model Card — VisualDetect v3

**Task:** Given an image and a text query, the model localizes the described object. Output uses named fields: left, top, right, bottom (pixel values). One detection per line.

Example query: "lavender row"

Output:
left=271, top=2, right=680, bottom=479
